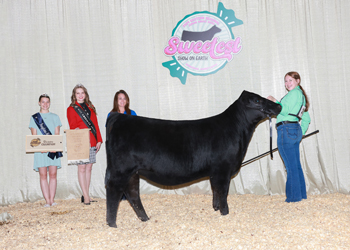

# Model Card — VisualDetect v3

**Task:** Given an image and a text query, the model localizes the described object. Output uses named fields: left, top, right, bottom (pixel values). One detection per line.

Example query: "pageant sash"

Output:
left=32, top=112, right=63, bottom=160
left=72, top=104, right=98, bottom=141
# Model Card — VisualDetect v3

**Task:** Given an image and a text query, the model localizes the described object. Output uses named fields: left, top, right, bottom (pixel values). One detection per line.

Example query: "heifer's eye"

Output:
left=256, top=100, right=260, bottom=103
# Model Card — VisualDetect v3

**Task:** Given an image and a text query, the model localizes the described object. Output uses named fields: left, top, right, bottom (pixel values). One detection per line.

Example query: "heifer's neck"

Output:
left=225, top=100, right=262, bottom=130
left=223, top=101, right=265, bottom=159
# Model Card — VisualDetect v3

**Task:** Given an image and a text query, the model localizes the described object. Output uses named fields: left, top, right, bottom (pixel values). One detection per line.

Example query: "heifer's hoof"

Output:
left=107, top=222, right=117, bottom=228
left=139, top=216, right=149, bottom=222
left=220, top=208, right=229, bottom=216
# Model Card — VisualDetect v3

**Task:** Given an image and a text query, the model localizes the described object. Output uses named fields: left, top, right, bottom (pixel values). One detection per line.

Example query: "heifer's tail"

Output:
left=105, top=167, right=110, bottom=187
left=105, top=140, right=111, bottom=187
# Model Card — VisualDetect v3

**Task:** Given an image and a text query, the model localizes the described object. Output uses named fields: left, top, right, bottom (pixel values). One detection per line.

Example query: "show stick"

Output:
left=241, top=130, right=319, bottom=166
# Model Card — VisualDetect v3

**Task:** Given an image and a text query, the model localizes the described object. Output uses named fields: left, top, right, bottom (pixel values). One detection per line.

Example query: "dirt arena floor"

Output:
left=0, top=193, right=349, bottom=249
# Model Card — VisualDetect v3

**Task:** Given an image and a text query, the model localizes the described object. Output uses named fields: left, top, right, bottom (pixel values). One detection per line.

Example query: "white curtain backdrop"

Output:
left=1, top=0, right=349, bottom=205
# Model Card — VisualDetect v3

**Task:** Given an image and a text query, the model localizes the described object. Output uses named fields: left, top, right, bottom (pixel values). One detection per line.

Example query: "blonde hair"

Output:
left=70, top=84, right=97, bottom=114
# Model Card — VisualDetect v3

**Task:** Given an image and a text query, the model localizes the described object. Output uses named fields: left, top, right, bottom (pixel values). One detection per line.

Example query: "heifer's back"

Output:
left=105, top=90, right=281, bottom=227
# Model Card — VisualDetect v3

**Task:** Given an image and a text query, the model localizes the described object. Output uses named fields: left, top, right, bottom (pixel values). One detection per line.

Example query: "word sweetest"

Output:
left=165, top=37, right=241, bottom=62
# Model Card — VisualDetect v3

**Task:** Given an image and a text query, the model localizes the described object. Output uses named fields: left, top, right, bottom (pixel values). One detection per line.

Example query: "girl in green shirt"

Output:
left=268, top=71, right=310, bottom=202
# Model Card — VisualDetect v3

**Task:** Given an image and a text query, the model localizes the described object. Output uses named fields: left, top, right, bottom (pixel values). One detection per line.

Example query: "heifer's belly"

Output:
left=137, top=169, right=207, bottom=186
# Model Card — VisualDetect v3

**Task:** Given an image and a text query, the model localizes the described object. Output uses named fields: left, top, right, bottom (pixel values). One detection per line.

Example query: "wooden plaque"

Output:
left=65, top=129, right=90, bottom=165
left=26, top=135, right=64, bottom=153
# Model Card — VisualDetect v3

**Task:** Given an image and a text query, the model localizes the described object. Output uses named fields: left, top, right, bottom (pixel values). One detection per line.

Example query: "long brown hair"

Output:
left=285, top=71, right=310, bottom=111
left=111, top=90, right=131, bottom=115
left=70, top=84, right=97, bottom=114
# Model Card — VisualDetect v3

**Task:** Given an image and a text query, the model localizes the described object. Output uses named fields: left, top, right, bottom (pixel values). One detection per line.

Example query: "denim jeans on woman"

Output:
left=277, top=123, right=307, bottom=202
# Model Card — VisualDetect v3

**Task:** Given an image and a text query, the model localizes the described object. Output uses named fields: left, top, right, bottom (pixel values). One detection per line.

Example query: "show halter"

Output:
left=260, top=102, right=274, bottom=160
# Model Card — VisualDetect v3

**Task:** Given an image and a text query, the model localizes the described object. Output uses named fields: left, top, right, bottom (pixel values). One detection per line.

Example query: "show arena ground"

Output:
left=1, top=193, right=349, bottom=249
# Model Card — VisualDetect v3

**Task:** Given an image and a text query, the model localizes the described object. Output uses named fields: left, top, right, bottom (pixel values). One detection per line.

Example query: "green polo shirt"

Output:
left=276, top=86, right=311, bottom=135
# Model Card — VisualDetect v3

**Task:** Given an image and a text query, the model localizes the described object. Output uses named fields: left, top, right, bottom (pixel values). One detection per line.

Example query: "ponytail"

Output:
left=299, top=85, right=310, bottom=112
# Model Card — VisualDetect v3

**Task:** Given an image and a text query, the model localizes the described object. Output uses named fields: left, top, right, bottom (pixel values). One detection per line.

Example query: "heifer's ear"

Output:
left=240, top=91, right=252, bottom=105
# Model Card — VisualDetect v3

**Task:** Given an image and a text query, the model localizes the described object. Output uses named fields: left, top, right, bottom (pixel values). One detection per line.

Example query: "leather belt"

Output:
left=276, top=121, right=298, bottom=128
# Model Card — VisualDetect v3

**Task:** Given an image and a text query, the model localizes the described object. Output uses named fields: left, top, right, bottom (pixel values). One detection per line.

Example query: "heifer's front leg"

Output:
left=124, top=174, right=149, bottom=222
left=210, top=176, right=231, bottom=215
left=106, top=184, right=123, bottom=228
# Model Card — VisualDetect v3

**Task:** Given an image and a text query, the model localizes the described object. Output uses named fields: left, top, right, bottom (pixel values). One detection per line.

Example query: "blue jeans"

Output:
left=277, top=123, right=307, bottom=202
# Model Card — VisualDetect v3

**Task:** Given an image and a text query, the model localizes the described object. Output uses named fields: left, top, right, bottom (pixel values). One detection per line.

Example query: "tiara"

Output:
left=40, top=93, right=50, bottom=98
left=75, top=83, right=85, bottom=88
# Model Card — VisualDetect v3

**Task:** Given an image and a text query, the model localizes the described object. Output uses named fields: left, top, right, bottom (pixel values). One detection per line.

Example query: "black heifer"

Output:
left=105, top=90, right=281, bottom=227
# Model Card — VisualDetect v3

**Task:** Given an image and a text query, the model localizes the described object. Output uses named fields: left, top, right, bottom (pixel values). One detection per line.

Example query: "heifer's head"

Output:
left=239, top=90, right=281, bottom=122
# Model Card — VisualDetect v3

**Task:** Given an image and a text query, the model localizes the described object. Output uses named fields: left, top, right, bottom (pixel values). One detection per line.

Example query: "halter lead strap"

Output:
left=268, top=115, right=273, bottom=160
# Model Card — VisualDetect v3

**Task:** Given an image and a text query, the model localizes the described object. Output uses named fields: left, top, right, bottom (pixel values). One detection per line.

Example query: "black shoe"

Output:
left=82, top=195, right=98, bottom=203
left=84, top=202, right=91, bottom=205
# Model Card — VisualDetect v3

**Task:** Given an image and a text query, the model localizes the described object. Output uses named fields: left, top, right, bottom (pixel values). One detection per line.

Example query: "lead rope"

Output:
left=268, top=115, right=273, bottom=159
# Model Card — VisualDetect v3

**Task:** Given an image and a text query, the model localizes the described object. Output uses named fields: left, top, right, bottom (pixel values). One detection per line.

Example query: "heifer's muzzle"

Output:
left=261, top=101, right=281, bottom=117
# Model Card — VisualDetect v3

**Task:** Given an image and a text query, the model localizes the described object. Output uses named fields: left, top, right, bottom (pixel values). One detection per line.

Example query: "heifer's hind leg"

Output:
left=106, top=184, right=124, bottom=228
left=210, top=176, right=231, bottom=215
left=124, top=174, right=149, bottom=222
